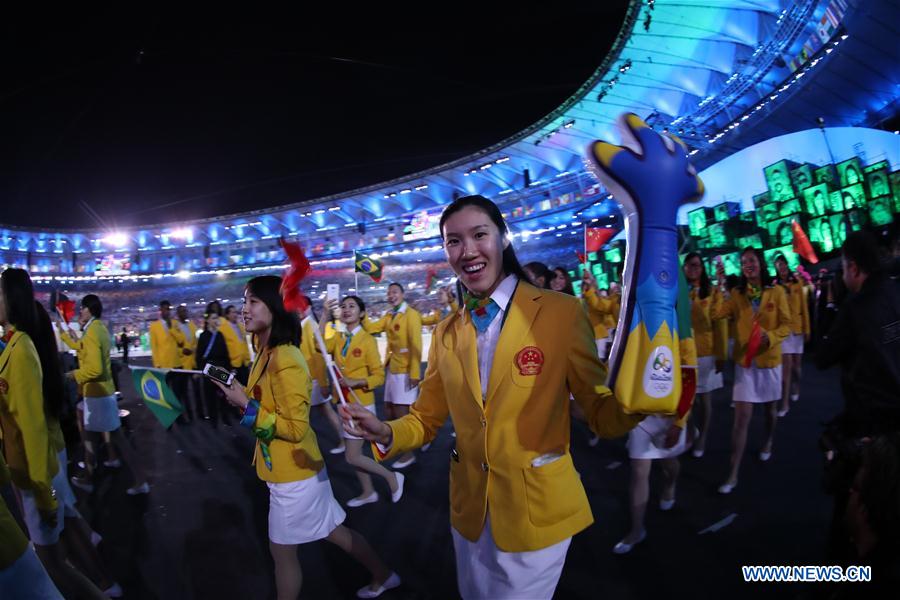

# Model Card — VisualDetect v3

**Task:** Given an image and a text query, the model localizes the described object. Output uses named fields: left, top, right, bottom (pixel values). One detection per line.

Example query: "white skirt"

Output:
left=267, top=468, right=346, bottom=545
left=83, top=394, right=121, bottom=432
left=384, top=372, right=418, bottom=405
left=342, top=403, right=377, bottom=440
left=595, top=337, right=610, bottom=359
left=696, top=355, right=723, bottom=394
left=627, top=415, right=688, bottom=460
left=309, top=380, right=328, bottom=406
left=55, top=449, right=82, bottom=519
left=733, top=364, right=782, bottom=404
left=781, top=332, right=804, bottom=355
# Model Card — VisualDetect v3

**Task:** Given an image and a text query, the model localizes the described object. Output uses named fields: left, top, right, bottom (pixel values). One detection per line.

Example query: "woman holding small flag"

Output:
left=212, top=276, right=400, bottom=599
left=773, top=253, right=810, bottom=417
left=421, top=286, right=458, bottom=326
left=340, top=195, right=641, bottom=599
left=712, top=247, right=791, bottom=494
left=363, top=282, right=423, bottom=468
left=320, top=295, right=404, bottom=507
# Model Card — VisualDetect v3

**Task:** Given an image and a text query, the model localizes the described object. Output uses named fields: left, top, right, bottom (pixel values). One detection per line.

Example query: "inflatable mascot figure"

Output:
left=585, top=113, right=704, bottom=415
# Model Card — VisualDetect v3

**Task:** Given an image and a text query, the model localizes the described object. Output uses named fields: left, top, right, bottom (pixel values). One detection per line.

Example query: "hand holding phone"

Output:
left=203, top=363, right=235, bottom=387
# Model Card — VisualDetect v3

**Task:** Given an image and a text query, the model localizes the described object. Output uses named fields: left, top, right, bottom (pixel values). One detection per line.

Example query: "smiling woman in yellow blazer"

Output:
left=421, top=287, right=459, bottom=326
left=342, top=196, right=641, bottom=600
left=213, top=276, right=399, bottom=600
left=320, top=295, right=402, bottom=509
left=773, top=254, right=810, bottom=416
left=363, top=281, right=423, bottom=468
left=300, top=305, right=345, bottom=455
left=712, top=247, right=791, bottom=495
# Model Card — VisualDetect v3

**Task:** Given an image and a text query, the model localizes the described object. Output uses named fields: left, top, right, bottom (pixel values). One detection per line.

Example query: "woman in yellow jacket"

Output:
left=0, top=268, right=105, bottom=599
left=712, top=248, right=791, bottom=494
left=213, top=276, right=399, bottom=600
left=342, top=196, right=641, bottom=599
left=773, top=254, right=810, bottom=417
left=420, top=286, right=458, bottom=326
left=683, top=253, right=728, bottom=458
left=581, top=270, right=615, bottom=358
left=67, top=294, right=149, bottom=496
left=321, top=296, right=404, bottom=508
left=299, top=303, right=345, bottom=455
left=364, top=282, right=423, bottom=469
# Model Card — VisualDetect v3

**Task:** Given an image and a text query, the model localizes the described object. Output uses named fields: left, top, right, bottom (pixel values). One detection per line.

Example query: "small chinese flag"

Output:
left=575, top=251, right=587, bottom=264
left=791, top=220, right=818, bottom=264
left=279, top=238, right=312, bottom=313
left=742, top=320, right=763, bottom=368
left=585, top=227, right=615, bottom=253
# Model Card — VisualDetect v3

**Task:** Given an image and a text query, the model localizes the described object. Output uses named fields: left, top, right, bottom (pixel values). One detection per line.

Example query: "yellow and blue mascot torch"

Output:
left=585, top=113, right=704, bottom=415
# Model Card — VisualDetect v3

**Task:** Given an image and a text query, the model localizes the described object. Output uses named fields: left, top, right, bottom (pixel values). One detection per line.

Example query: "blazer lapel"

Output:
left=486, top=284, right=541, bottom=402
left=245, top=348, right=271, bottom=393
left=454, top=312, right=483, bottom=407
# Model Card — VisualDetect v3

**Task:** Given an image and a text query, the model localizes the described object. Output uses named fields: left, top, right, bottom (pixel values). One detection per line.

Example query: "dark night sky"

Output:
left=1, top=4, right=628, bottom=230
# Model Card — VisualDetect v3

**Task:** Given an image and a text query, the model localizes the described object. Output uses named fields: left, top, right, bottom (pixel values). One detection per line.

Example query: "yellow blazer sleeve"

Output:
left=568, top=308, right=643, bottom=438
left=421, top=310, right=440, bottom=326
left=800, top=285, right=811, bottom=336
left=407, top=310, right=423, bottom=380
left=363, top=313, right=388, bottom=334
left=711, top=290, right=735, bottom=321
left=377, top=337, right=448, bottom=460
left=170, top=324, right=187, bottom=349
left=149, top=324, right=161, bottom=368
left=363, top=336, right=385, bottom=391
left=764, top=287, right=792, bottom=347
left=73, top=325, right=103, bottom=385
left=6, top=344, right=58, bottom=511
left=254, top=356, right=311, bottom=444
left=449, top=299, right=459, bottom=313
left=713, top=317, right=729, bottom=361
left=60, top=330, right=79, bottom=351
left=583, top=288, right=612, bottom=313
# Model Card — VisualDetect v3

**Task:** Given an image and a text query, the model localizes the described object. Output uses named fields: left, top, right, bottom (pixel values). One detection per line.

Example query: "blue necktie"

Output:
left=341, top=333, right=353, bottom=357
left=468, top=299, right=500, bottom=334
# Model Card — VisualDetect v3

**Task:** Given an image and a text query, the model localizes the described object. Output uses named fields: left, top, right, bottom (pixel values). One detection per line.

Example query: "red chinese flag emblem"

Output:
left=791, top=220, right=818, bottom=264
left=585, top=227, right=615, bottom=253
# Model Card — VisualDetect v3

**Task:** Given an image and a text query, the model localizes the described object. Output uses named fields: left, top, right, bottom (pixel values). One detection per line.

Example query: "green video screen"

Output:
left=803, top=183, right=830, bottom=217
left=713, top=204, right=730, bottom=222
left=841, top=183, right=866, bottom=210
left=764, top=160, right=796, bottom=202
left=720, top=252, right=741, bottom=277
left=864, top=160, right=889, bottom=174
left=837, top=158, right=864, bottom=187
left=707, top=222, right=730, bottom=247
left=756, top=202, right=779, bottom=226
left=891, top=171, right=900, bottom=212
left=814, top=165, right=837, bottom=186
left=780, top=198, right=802, bottom=216
left=828, top=191, right=845, bottom=213
left=752, top=191, right=770, bottom=208
left=809, top=216, right=836, bottom=253
left=768, top=215, right=798, bottom=247
left=688, top=207, right=708, bottom=236
left=737, top=234, right=763, bottom=249
left=866, top=169, right=890, bottom=199
left=790, top=165, right=814, bottom=192
left=764, top=246, right=800, bottom=277
left=604, top=247, right=622, bottom=263
left=827, top=211, right=864, bottom=249
left=868, top=196, right=894, bottom=226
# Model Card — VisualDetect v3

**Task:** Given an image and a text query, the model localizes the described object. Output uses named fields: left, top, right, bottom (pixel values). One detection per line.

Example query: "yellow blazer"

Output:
left=780, top=280, right=810, bottom=336
left=364, top=304, right=423, bottom=379
left=603, top=293, right=620, bottom=330
left=300, top=319, right=329, bottom=389
left=689, top=288, right=729, bottom=359
left=582, top=288, right=614, bottom=339
left=0, top=452, right=29, bottom=569
left=221, top=320, right=251, bottom=369
left=323, top=327, right=384, bottom=407
left=0, top=330, right=59, bottom=512
left=149, top=320, right=179, bottom=369
left=244, top=343, right=323, bottom=483
left=377, top=281, right=641, bottom=552
left=60, top=329, right=82, bottom=355
left=421, top=300, right=460, bottom=326
left=171, top=320, right=198, bottom=369
left=712, top=284, right=791, bottom=368
left=73, top=320, right=116, bottom=397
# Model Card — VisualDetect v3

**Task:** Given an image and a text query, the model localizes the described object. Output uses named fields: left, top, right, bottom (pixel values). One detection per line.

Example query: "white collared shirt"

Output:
left=475, top=274, right=518, bottom=398
left=392, top=301, right=408, bottom=316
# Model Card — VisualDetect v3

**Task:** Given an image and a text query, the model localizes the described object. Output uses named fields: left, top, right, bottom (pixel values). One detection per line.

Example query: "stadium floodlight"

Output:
left=104, top=233, right=128, bottom=247
left=172, top=228, right=192, bottom=240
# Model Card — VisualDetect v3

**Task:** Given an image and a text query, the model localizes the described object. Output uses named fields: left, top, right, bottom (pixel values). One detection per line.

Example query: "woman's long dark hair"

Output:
left=438, top=195, right=530, bottom=297
left=523, top=262, right=553, bottom=289
left=737, top=247, right=770, bottom=293
left=683, top=252, right=712, bottom=299
left=33, top=302, right=65, bottom=421
left=772, top=253, right=795, bottom=286
left=0, top=269, right=62, bottom=420
left=551, top=267, right=575, bottom=295
left=245, top=276, right=301, bottom=349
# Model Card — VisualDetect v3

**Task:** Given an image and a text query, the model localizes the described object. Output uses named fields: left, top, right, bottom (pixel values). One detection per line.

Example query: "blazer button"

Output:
left=481, top=462, right=489, bottom=472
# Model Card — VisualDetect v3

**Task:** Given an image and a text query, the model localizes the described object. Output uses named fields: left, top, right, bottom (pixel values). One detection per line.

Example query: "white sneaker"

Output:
left=791, top=394, right=799, bottom=403
left=126, top=482, right=150, bottom=495
left=718, top=481, right=738, bottom=495
left=70, top=475, right=94, bottom=493
left=659, top=497, right=675, bottom=511
left=392, top=455, right=416, bottom=469
left=91, top=531, right=103, bottom=547
left=421, top=442, right=432, bottom=452
left=356, top=572, right=401, bottom=598
left=391, top=472, right=405, bottom=503
left=612, top=530, right=646, bottom=554
left=103, top=459, right=122, bottom=468
left=329, top=446, right=346, bottom=455
left=347, top=492, right=379, bottom=508
left=104, top=582, right=124, bottom=598
left=588, top=435, right=600, bottom=447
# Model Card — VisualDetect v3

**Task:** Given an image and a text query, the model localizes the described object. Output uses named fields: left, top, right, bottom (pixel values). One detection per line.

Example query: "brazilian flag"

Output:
left=354, top=250, right=383, bottom=283
left=130, top=368, right=184, bottom=429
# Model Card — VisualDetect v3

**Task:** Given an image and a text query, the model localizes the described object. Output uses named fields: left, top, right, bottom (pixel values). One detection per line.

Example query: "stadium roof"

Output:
left=2, top=0, right=896, bottom=254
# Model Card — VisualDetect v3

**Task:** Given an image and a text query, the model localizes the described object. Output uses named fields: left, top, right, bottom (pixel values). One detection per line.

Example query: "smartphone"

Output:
left=326, top=284, right=340, bottom=303
left=203, top=363, right=235, bottom=387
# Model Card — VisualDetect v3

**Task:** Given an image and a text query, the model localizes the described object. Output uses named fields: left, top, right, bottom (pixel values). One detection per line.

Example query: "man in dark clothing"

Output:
left=815, top=231, right=900, bottom=564
left=120, top=328, right=130, bottom=364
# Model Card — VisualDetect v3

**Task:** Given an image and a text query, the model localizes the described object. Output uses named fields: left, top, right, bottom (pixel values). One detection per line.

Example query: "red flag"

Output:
left=742, top=320, right=762, bottom=368
left=791, top=220, right=818, bottom=264
left=56, top=299, right=76, bottom=323
left=279, top=238, right=312, bottom=313
left=575, top=251, right=586, bottom=264
left=425, top=267, right=438, bottom=292
left=676, top=367, right=697, bottom=420
left=585, top=227, right=615, bottom=253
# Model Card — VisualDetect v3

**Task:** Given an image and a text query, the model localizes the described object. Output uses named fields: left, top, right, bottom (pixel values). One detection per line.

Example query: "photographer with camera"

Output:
left=815, top=230, right=900, bottom=562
